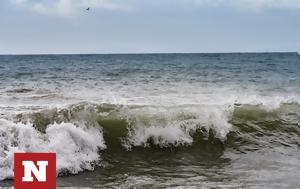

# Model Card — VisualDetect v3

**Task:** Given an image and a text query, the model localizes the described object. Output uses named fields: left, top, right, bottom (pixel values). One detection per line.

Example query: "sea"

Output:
left=0, top=53, right=299, bottom=188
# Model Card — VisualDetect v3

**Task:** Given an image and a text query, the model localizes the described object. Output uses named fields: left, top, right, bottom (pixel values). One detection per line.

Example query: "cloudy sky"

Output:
left=0, top=0, right=299, bottom=54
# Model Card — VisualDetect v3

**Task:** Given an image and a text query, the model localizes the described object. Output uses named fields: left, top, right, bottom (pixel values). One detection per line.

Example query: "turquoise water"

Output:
left=0, top=53, right=299, bottom=188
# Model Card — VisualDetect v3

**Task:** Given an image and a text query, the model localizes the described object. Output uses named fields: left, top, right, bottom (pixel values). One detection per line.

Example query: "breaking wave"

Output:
left=0, top=101, right=299, bottom=181
left=0, top=119, right=106, bottom=181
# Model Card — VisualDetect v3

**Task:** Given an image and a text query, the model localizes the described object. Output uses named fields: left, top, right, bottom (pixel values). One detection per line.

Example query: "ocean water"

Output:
left=0, top=53, right=299, bottom=188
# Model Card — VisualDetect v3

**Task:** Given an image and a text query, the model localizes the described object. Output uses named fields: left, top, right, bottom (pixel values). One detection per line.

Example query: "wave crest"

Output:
left=120, top=105, right=232, bottom=149
left=0, top=102, right=299, bottom=180
left=0, top=119, right=106, bottom=181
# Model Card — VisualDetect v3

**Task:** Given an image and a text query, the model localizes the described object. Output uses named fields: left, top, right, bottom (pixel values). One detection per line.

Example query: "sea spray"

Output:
left=120, top=105, right=233, bottom=149
left=0, top=53, right=299, bottom=188
left=0, top=119, right=106, bottom=181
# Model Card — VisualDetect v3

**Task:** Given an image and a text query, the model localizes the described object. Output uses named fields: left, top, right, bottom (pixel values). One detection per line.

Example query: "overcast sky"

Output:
left=0, top=0, right=299, bottom=54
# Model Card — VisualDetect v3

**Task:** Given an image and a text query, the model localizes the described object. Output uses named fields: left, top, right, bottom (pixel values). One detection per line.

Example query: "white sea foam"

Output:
left=0, top=119, right=106, bottom=181
left=0, top=82, right=299, bottom=118
left=120, top=93, right=300, bottom=149
left=122, top=105, right=233, bottom=149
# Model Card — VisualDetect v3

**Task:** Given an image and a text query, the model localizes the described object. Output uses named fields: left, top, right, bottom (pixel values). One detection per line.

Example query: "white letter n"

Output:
left=22, top=161, right=48, bottom=182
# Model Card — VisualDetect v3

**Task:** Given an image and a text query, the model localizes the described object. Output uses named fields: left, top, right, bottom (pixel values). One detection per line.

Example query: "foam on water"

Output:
left=0, top=119, right=106, bottom=181
left=121, top=105, right=233, bottom=149
left=0, top=54, right=299, bottom=187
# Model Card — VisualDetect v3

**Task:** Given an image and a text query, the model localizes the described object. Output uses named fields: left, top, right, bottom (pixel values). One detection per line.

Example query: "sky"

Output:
left=0, top=0, right=299, bottom=54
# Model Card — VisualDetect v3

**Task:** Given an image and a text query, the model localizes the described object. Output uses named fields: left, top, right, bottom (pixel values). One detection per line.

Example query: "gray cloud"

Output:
left=11, top=0, right=128, bottom=17
left=2, top=0, right=299, bottom=54
left=11, top=0, right=300, bottom=18
left=186, top=0, right=300, bottom=11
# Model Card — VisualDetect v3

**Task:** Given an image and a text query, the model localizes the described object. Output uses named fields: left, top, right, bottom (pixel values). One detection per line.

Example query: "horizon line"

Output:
left=0, top=51, right=299, bottom=56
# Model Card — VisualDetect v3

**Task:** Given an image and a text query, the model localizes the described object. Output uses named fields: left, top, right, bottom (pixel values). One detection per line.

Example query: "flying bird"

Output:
left=86, top=8, right=90, bottom=11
